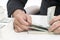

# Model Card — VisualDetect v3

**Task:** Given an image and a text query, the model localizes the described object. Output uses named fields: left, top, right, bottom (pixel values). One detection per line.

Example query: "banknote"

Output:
left=30, top=6, right=56, bottom=32
left=47, top=6, right=56, bottom=22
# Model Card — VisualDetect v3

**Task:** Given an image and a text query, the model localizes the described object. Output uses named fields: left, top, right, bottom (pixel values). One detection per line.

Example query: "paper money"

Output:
left=47, top=6, right=56, bottom=26
left=29, top=6, right=56, bottom=32
left=47, top=6, right=56, bottom=22
left=30, top=24, right=48, bottom=32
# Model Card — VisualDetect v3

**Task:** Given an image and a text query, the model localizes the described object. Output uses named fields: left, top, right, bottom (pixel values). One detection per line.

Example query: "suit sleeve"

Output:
left=7, top=0, right=27, bottom=17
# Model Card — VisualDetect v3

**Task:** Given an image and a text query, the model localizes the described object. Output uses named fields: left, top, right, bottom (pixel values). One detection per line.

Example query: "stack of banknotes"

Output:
left=29, top=6, right=56, bottom=32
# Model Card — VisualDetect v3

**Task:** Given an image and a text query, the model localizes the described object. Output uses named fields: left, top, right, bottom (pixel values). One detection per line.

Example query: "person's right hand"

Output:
left=12, top=9, right=32, bottom=32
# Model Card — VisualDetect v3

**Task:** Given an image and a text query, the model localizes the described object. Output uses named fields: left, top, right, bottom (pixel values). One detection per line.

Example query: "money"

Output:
left=29, top=6, right=56, bottom=32
left=30, top=24, right=48, bottom=32
left=47, top=6, right=56, bottom=26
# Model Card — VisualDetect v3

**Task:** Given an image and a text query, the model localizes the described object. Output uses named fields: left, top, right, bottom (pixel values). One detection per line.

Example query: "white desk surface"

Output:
left=0, top=15, right=60, bottom=40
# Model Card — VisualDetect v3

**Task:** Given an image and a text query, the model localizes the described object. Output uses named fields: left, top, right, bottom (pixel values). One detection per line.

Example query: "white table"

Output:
left=0, top=15, right=60, bottom=40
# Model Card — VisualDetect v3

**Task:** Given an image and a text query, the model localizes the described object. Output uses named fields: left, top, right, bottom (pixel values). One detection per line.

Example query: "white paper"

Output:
left=0, top=24, right=5, bottom=29
left=0, top=6, right=5, bottom=21
left=0, top=18, right=11, bottom=23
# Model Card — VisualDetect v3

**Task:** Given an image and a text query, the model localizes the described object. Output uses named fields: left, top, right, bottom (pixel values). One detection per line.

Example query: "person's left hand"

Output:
left=48, top=15, right=60, bottom=34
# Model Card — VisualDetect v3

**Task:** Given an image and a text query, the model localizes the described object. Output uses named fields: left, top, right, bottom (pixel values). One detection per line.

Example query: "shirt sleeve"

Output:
left=7, top=0, right=27, bottom=17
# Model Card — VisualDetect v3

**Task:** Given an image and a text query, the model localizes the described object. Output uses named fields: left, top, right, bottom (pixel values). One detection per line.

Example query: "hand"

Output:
left=48, top=15, right=60, bottom=34
left=12, top=9, right=32, bottom=32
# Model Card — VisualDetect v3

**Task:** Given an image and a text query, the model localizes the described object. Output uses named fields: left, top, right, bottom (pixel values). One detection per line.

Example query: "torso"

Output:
left=40, top=0, right=60, bottom=16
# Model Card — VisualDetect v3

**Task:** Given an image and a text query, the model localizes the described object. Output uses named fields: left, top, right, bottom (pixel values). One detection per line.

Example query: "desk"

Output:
left=0, top=15, right=60, bottom=40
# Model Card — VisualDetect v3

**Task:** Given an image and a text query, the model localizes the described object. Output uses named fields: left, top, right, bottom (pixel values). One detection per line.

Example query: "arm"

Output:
left=7, top=0, right=32, bottom=32
left=7, top=0, right=27, bottom=17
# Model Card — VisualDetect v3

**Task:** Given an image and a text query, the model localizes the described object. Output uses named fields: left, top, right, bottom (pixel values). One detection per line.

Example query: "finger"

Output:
left=20, top=25, right=29, bottom=30
left=14, top=18, right=22, bottom=27
left=14, top=19, right=29, bottom=31
left=18, top=17, right=29, bottom=26
left=48, top=21, right=60, bottom=32
left=49, top=16, right=60, bottom=25
left=14, top=18, right=23, bottom=29
left=14, top=24, right=23, bottom=32
left=26, top=14, right=32, bottom=25
left=53, top=27, right=60, bottom=34
left=13, top=22, right=23, bottom=32
left=14, top=14, right=29, bottom=26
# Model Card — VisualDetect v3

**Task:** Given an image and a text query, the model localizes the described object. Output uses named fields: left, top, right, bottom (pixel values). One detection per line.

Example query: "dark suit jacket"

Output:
left=7, top=0, right=60, bottom=17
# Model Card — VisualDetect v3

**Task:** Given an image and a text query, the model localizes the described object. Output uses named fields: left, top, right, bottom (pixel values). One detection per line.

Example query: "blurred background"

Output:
left=0, top=0, right=42, bottom=17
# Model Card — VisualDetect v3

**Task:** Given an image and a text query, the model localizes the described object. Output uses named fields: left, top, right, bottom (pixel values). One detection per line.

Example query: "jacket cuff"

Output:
left=8, top=8, right=26, bottom=17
